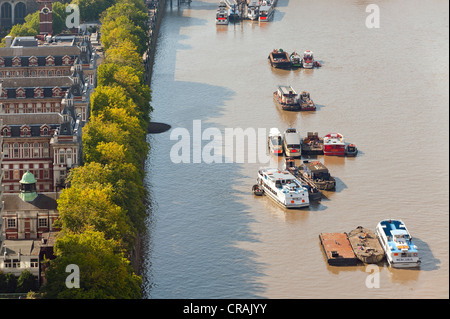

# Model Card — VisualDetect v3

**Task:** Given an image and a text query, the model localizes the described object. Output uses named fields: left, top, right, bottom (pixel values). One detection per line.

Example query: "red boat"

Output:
left=323, top=133, right=346, bottom=156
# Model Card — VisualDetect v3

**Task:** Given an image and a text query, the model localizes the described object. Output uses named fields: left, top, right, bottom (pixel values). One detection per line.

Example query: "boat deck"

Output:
left=319, top=233, right=360, bottom=266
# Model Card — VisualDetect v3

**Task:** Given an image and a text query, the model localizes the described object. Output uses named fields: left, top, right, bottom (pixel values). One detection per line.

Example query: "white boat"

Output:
left=302, top=50, right=315, bottom=69
left=283, top=128, right=302, bottom=158
left=216, top=9, right=229, bottom=25
left=247, top=0, right=259, bottom=20
left=216, top=1, right=229, bottom=25
left=259, top=4, right=274, bottom=21
left=268, top=128, right=283, bottom=155
left=257, top=168, right=310, bottom=208
left=376, top=219, right=421, bottom=268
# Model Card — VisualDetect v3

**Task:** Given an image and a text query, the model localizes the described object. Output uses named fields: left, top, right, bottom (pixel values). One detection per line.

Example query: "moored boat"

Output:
left=323, top=133, right=346, bottom=156
left=247, top=0, right=259, bottom=20
left=259, top=4, right=274, bottom=21
left=284, top=157, right=322, bottom=201
left=302, top=50, right=315, bottom=69
left=257, top=167, right=310, bottom=208
left=267, top=127, right=283, bottom=155
left=268, top=49, right=292, bottom=69
left=301, top=132, right=324, bottom=155
left=298, top=91, right=316, bottom=111
left=216, top=1, right=229, bottom=25
left=283, top=128, right=302, bottom=158
left=290, top=51, right=302, bottom=68
left=298, top=160, right=336, bottom=191
left=376, top=219, right=421, bottom=268
left=348, top=226, right=385, bottom=264
left=345, top=143, right=358, bottom=157
left=273, top=86, right=300, bottom=111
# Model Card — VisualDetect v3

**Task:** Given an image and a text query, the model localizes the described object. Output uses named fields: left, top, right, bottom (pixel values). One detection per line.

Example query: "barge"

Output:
left=299, top=91, right=316, bottom=111
left=284, top=157, right=322, bottom=201
left=301, top=132, right=324, bottom=155
left=319, top=233, right=360, bottom=266
left=298, top=160, right=336, bottom=191
left=268, top=49, right=292, bottom=69
left=348, top=226, right=385, bottom=264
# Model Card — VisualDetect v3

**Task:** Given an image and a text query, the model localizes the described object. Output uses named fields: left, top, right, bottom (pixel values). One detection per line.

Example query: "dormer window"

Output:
left=62, top=55, right=72, bottom=66
left=41, top=125, right=50, bottom=136
left=52, top=86, right=62, bottom=97
left=16, top=87, right=26, bottom=99
left=46, top=55, right=55, bottom=66
left=1, top=126, right=11, bottom=137
left=34, top=87, right=44, bottom=98
left=12, top=56, right=21, bottom=67
left=21, top=125, right=31, bottom=137
left=29, top=56, right=38, bottom=67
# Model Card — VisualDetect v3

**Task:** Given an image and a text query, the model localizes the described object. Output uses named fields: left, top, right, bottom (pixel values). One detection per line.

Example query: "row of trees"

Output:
left=0, top=270, right=37, bottom=293
left=39, top=0, right=152, bottom=298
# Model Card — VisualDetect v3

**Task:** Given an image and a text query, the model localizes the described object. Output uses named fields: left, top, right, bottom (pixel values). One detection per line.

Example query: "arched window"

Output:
left=14, top=2, right=27, bottom=24
left=13, top=143, right=19, bottom=158
left=59, top=149, right=65, bottom=164
left=1, top=3, right=12, bottom=28
left=23, top=143, right=29, bottom=158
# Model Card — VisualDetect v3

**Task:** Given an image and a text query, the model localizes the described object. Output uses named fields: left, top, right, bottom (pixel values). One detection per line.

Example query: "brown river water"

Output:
left=142, top=0, right=449, bottom=298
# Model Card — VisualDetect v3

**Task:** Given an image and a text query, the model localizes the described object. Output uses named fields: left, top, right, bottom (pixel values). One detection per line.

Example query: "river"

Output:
left=141, top=0, right=449, bottom=299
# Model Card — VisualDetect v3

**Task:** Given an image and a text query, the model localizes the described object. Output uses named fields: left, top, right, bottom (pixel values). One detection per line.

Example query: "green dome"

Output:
left=20, top=170, right=37, bottom=184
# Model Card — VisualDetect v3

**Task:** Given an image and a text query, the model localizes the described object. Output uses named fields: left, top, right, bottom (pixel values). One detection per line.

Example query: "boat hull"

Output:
left=348, top=227, right=385, bottom=264
left=323, top=146, right=345, bottom=156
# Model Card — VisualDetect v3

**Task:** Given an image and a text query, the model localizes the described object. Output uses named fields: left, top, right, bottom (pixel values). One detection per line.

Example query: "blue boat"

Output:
left=375, top=219, right=421, bottom=268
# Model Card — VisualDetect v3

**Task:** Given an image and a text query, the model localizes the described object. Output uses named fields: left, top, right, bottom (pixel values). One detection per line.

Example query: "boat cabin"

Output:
left=302, top=161, right=331, bottom=180
left=277, top=86, right=298, bottom=104
left=284, top=128, right=301, bottom=157
left=303, top=50, right=314, bottom=62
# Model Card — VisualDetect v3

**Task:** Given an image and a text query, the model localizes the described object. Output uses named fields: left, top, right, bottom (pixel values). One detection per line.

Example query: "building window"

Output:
left=59, top=149, right=65, bottom=164
left=3, top=143, right=8, bottom=158
left=12, top=259, right=21, bottom=268
left=38, top=218, right=48, bottom=228
left=13, top=143, right=19, bottom=158
left=43, top=169, right=49, bottom=179
left=43, top=142, right=49, bottom=157
left=30, top=259, right=39, bottom=268
left=34, top=143, right=39, bottom=157
left=7, top=218, right=16, bottom=228
left=23, top=143, right=29, bottom=158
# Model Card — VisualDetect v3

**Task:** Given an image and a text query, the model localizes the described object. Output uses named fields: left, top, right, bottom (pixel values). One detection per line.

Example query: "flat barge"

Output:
left=319, top=233, right=360, bottom=266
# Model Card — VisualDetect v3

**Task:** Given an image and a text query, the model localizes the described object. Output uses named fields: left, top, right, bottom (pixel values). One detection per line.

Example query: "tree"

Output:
left=16, top=270, right=38, bottom=293
left=42, top=229, right=142, bottom=299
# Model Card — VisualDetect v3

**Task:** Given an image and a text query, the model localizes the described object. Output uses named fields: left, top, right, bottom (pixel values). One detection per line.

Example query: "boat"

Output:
left=298, top=91, right=316, bottom=111
left=252, top=184, right=264, bottom=196
left=273, top=86, right=300, bottom=111
left=345, top=143, right=358, bottom=157
left=257, top=167, right=310, bottom=208
left=290, top=51, right=302, bottom=68
left=284, top=157, right=322, bottom=201
left=267, top=128, right=283, bottom=155
left=376, top=219, right=420, bottom=268
left=283, top=128, right=301, bottom=158
left=348, top=226, right=385, bottom=264
left=227, top=1, right=239, bottom=20
left=268, top=49, right=292, bottom=69
left=301, top=132, right=324, bottom=155
left=247, top=0, right=259, bottom=20
left=323, top=133, right=346, bottom=156
left=302, top=50, right=321, bottom=68
left=259, top=4, right=274, bottom=21
left=298, top=160, right=336, bottom=191
left=216, top=2, right=229, bottom=25
left=319, top=233, right=360, bottom=266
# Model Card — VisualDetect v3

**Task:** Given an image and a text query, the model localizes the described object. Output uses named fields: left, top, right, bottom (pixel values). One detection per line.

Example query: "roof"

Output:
left=1, top=77, right=74, bottom=89
left=1, top=113, right=64, bottom=125
left=3, top=193, right=59, bottom=211
left=304, top=161, right=329, bottom=172
left=0, top=240, right=39, bottom=257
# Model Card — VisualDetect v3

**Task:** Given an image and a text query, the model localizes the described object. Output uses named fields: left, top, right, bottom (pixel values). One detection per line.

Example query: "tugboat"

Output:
left=290, top=51, right=302, bottom=68
left=268, top=49, right=292, bottom=69
left=284, top=157, right=322, bottom=201
left=273, top=86, right=300, bottom=111
left=323, top=133, right=346, bottom=156
left=298, top=160, right=336, bottom=191
left=256, top=167, right=310, bottom=208
left=376, top=219, right=421, bottom=268
left=301, top=132, right=324, bottom=155
left=298, top=91, right=316, bottom=111
left=302, top=50, right=321, bottom=68
left=345, top=143, right=358, bottom=157
left=348, top=226, right=385, bottom=264
left=267, top=128, right=283, bottom=155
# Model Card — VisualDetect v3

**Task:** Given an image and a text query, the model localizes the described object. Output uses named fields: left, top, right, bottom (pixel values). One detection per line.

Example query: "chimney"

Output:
left=5, top=36, right=12, bottom=48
